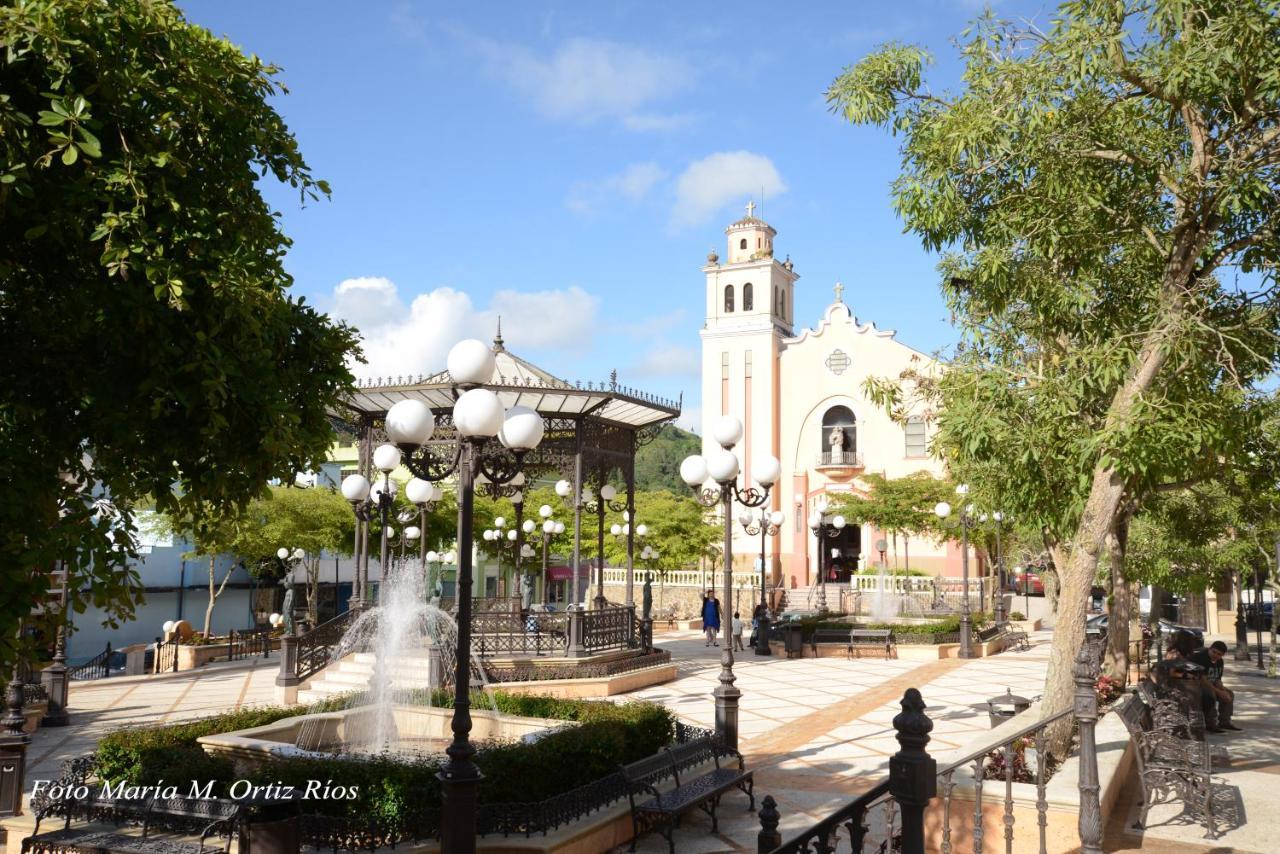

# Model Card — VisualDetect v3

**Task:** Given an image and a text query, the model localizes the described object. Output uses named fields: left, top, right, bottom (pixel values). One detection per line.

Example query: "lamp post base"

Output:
left=958, top=616, right=978, bottom=659
left=713, top=683, right=741, bottom=751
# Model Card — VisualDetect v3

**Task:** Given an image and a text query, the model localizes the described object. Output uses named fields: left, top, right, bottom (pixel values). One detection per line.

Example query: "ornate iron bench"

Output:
left=994, top=621, right=1030, bottom=651
left=1135, top=678, right=1206, bottom=740
left=23, top=758, right=244, bottom=854
left=620, top=736, right=754, bottom=852
left=1119, top=692, right=1216, bottom=838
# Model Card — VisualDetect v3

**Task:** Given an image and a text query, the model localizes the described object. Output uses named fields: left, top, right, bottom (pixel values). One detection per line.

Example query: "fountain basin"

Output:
left=198, top=704, right=568, bottom=772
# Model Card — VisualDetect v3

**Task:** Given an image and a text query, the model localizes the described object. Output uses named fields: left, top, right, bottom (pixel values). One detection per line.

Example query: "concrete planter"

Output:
left=651, top=618, right=702, bottom=632
left=175, top=637, right=281, bottom=671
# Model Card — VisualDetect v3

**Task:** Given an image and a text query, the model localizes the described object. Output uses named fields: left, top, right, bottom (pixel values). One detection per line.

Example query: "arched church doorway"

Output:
left=821, top=523, right=861, bottom=583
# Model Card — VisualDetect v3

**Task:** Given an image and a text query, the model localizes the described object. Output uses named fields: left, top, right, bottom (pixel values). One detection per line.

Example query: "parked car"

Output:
left=1014, top=569, right=1044, bottom=596
left=1157, top=619, right=1204, bottom=650
left=1085, top=613, right=1108, bottom=636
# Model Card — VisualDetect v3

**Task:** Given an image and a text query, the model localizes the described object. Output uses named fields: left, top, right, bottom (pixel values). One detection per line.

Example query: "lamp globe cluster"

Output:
left=678, top=416, right=780, bottom=491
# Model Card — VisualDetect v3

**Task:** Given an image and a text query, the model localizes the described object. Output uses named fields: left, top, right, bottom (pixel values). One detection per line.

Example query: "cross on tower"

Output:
left=745, top=199, right=755, bottom=218
left=834, top=281, right=845, bottom=303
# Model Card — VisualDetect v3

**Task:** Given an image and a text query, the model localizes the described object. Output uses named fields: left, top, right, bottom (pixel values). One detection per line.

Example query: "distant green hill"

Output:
left=635, top=424, right=702, bottom=494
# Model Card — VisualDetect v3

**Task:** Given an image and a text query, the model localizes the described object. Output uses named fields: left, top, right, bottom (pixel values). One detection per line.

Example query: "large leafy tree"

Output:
left=832, top=1, right=1280, bottom=751
left=0, top=1, right=359, bottom=669
left=231, top=486, right=356, bottom=625
left=832, top=473, right=951, bottom=571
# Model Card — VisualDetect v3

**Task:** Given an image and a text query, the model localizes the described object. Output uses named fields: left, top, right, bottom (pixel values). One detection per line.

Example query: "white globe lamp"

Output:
left=539, top=504, right=553, bottom=518
left=447, top=338, right=496, bottom=385
left=706, top=449, right=740, bottom=483
left=385, top=399, right=435, bottom=446
left=373, top=443, right=402, bottom=473
left=679, top=455, right=708, bottom=487
left=600, top=484, right=617, bottom=501
left=753, top=454, right=781, bottom=487
left=543, top=520, right=555, bottom=534
left=711, top=415, right=744, bottom=448
left=934, top=501, right=952, bottom=519
left=555, top=480, right=572, bottom=497
left=635, top=524, right=648, bottom=537
left=341, top=474, right=371, bottom=502
left=523, top=519, right=535, bottom=533
left=406, top=478, right=434, bottom=506
left=453, top=388, right=505, bottom=438
left=277, top=547, right=289, bottom=560
left=498, top=405, right=544, bottom=451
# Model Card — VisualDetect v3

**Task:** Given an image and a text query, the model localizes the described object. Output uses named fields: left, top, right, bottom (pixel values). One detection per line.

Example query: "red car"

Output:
left=1015, top=570, right=1045, bottom=596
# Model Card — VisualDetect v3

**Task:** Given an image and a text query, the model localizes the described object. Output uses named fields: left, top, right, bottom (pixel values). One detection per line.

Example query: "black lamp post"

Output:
left=983, top=511, right=1007, bottom=623
left=1235, top=570, right=1251, bottom=661
left=935, top=484, right=977, bottom=659
left=347, top=339, right=546, bottom=854
left=1256, top=566, right=1266, bottom=670
left=591, top=482, right=629, bottom=609
left=740, top=508, right=783, bottom=656
left=681, top=415, right=780, bottom=751
left=807, top=500, right=846, bottom=614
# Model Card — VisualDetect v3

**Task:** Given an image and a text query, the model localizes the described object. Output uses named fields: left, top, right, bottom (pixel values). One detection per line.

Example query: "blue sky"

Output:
left=178, top=0, right=1048, bottom=429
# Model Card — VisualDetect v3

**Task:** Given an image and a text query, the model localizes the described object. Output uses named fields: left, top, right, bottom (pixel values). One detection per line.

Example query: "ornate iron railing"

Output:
left=153, top=636, right=179, bottom=674
left=816, top=450, right=864, bottom=468
left=294, top=610, right=354, bottom=683
left=68, top=643, right=114, bottom=681
left=483, top=649, right=670, bottom=683
left=228, top=628, right=272, bottom=661
left=582, top=605, right=637, bottom=653
left=760, top=641, right=1107, bottom=854
left=473, top=611, right=570, bottom=657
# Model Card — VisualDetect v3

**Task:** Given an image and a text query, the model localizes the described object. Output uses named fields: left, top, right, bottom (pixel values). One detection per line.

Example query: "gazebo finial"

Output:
left=494, top=316, right=505, bottom=351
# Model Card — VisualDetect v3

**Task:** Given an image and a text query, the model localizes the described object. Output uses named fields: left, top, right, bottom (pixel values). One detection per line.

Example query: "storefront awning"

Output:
left=546, top=565, right=591, bottom=581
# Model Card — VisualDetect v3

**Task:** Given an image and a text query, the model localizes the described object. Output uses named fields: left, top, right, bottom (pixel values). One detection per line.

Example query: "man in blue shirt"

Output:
left=1189, top=641, right=1239, bottom=732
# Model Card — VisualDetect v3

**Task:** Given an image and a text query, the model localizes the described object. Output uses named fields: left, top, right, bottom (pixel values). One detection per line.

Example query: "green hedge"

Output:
left=786, top=613, right=995, bottom=641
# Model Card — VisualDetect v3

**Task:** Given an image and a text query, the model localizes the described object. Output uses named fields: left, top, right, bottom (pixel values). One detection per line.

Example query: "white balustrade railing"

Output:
left=850, top=574, right=985, bottom=594
left=600, top=567, right=761, bottom=588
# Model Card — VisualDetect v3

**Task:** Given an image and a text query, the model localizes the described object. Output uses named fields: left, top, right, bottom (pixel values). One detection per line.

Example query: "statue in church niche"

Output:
left=642, top=572, right=653, bottom=620
left=829, top=425, right=846, bottom=455
left=519, top=572, right=534, bottom=611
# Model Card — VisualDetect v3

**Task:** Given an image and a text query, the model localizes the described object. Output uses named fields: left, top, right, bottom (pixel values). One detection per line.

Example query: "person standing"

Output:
left=702, top=590, right=721, bottom=646
left=732, top=611, right=745, bottom=650
left=1190, top=640, right=1240, bottom=732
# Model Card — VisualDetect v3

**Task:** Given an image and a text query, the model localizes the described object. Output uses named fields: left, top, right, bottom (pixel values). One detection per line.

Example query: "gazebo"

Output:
left=334, top=328, right=680, bottom=618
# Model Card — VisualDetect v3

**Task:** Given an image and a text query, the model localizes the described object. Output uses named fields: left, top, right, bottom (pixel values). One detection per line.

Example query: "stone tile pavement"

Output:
left=20, top=656, right=278, bottom=791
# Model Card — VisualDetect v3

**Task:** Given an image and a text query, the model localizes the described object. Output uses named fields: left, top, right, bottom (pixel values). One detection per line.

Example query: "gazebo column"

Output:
left=571, top=421, right=584, bottom=608
left=625, top=457, right=636, bottom=607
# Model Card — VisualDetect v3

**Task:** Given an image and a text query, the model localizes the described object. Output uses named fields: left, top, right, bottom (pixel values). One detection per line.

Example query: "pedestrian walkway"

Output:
left=619, top=629, right=1054, bottom=852
left=21, top=657, right=278, bottom=791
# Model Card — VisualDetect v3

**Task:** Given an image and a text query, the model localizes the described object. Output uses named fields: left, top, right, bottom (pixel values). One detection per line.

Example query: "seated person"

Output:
left=1189, top=640, right=1240, bottom=732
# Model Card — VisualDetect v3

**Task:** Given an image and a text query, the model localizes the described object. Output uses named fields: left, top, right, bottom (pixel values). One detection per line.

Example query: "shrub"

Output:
left=1009, top=611, right=1026, bottom=621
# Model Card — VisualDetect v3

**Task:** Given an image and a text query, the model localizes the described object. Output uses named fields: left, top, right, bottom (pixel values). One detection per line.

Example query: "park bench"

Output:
left=24, top=760, right=244, bottom=854
left=849, top=628, right=895, bottom=659
left=1135, top=678, right=1206, bottom=740
left=809, top=627, right=852, bottom=656
left=1118, top=692, right=1217, bottom=839
left=621, top=736, right=754, bottom=853
left=994, top=621, right=1030, bottom=652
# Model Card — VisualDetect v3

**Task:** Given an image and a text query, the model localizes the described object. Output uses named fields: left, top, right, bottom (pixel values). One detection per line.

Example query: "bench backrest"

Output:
left=850, top=629, right=890, bottom=639
left=620, top=752, right=675, bottom=792
left=665, top=737, right=720, bottom=786
left=1117, top=693, right=1147, bottom=737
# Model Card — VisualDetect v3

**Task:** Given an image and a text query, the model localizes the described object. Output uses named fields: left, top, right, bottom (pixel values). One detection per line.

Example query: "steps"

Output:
left=780, top=586, right=830, bottom=614
left=297, top=650, right=440, bottom=705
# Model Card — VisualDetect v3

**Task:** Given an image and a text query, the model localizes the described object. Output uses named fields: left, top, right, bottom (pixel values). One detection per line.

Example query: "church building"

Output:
left=698, top=204, right=953, bottom=594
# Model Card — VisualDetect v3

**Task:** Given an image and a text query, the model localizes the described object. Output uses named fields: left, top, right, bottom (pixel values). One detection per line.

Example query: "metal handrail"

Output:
left=68, top=642, right=113, bottom=681
left=935, top=706, right=1070, bottom=777
left=293, top=609, right=354, bottom=682
left=769, top=780, right=892, bottom=853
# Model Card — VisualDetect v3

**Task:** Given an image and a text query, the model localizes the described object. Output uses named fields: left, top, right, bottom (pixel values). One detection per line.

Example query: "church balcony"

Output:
left=814, top=450, right=864, bottom=473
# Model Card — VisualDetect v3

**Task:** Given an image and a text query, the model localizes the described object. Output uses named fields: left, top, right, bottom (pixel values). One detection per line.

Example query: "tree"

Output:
left=231, top=486, right=355, bottom=624
left=0, top=1, right=360, bottom=669
left=833, top=473, right=951, bottom=570
left=634, top=426, right=702, bottom=493
left=831, top=1, right=1280, bottom=752
left=156, top=507, right=246, bottom=638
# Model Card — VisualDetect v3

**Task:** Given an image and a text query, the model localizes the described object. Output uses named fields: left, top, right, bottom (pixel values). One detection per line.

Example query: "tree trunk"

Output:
left=1104, top=509, right=1132, bottom=683
left=204, top=556, right=217, bottom=637
left=1147, top=584, right=1163, bottom=625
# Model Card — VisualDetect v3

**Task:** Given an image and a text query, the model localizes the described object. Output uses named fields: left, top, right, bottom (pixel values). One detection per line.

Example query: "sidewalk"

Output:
left=20, top=657, right=278, bottom=791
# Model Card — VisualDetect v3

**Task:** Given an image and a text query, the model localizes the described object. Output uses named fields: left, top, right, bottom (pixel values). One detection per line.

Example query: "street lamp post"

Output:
left=355, top=338, right=545, bottom=854
left=934, top=484, right=977, bottom=659
left=680, top=415, right=780, bottom=751
left=982, top=511, right=1007, bottom=623
left=1235, top=571, right=1251, bottom=661
left=807, top=499, right=845, bottom=614
left=1256, top=566, right=1266, bottom=670
left=740, top=508, right=783, bottom=656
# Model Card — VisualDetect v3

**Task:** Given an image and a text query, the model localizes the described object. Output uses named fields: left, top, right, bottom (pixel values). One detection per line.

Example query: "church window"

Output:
left=724, top=285, right=734, bottom=312
left=905, top=418, right=927, bottom=457
left=739, top=238, right=747, bottom=250
left=743, top=282, right=754, bottom=311
left=821, top=406, right=856, bottom=462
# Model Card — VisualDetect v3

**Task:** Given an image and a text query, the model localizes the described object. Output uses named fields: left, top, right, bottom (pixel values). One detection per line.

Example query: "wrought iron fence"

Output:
left=816, top=451, right=864, bottom=468
left=294, top=609, right=354, bottom=682
left=473, top=611, right=569, bottom=657
left=153, top=636, right=179, bottom=674
left=68, top=643, right=114, bottom=681
left=228, top=628, right=273, bottom=661
left=582, top=605, right=637, bottom=653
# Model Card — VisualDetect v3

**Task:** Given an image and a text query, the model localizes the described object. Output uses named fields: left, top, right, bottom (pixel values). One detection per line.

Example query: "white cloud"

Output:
left=330, top=277, right=600, bottom=380
left=671, top=151, right=787, bottom=228
left=631, top=343, right=699, bottom=378
left=566, top=162, right=668, bottom=216
left=468, top=35, right=693, bottom=128
left=677, top=405, right=702, bottom=434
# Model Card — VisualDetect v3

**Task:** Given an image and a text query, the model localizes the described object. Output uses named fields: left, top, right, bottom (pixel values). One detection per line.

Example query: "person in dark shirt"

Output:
left=1189, top=641, right=1239, bottom=732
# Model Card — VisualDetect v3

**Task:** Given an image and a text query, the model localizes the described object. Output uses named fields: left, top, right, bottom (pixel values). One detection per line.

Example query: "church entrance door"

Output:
left=822, top=525, right=861, bottom=583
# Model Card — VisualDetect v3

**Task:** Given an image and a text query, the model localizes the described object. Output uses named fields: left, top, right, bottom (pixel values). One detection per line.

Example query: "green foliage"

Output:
left=833, top=473, right=952, bottom=565
left=634, top=425, right=702, bottom=493
left=0, top=0, right=360, bottom=670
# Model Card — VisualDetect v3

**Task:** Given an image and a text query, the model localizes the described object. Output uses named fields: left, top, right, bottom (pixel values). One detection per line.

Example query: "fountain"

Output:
left=868, top=564, right=901, bottom=622
left=200, top=558, right=560, bottom=768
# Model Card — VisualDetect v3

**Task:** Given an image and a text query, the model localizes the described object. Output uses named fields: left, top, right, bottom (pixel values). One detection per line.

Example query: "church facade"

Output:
left=698, top=205, right=956, bottom=590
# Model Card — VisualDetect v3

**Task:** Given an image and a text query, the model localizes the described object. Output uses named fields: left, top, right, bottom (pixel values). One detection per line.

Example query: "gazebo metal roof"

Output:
left=340, top=335, right=681, bottom=430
